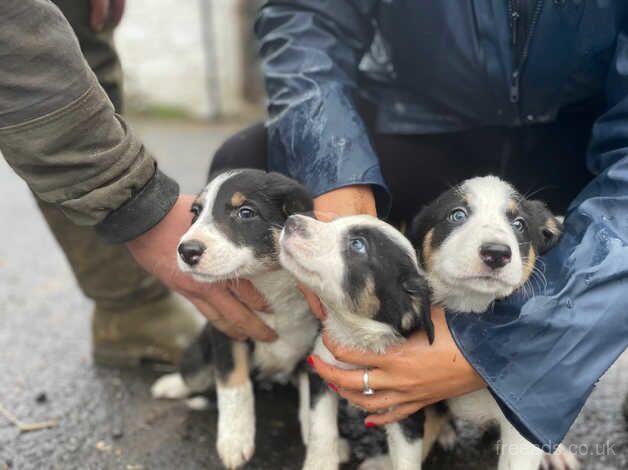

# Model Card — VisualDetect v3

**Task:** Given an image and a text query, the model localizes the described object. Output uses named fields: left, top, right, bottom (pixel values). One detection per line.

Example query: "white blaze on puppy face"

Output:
left=435, top=177, right=523, bottom=297
left=280, top=214, right=432, bottom=352
left=411, top=175, right=562, bottom=313
left=177, top=170, right=258, bottom=282
left=278, top=214, right=347, bottom=303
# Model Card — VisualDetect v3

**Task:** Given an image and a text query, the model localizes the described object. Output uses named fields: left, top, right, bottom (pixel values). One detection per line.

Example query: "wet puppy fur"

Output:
left=152, top=169, right=319, bottom=469
left=280, top=176, right=564, bottom=470
left=410, top=175, right=562, bottom=313
left=279, top=214, right=435, bottom=469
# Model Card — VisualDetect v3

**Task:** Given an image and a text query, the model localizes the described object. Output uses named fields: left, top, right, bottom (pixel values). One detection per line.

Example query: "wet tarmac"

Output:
left=0, top=117, right=626, bottom=469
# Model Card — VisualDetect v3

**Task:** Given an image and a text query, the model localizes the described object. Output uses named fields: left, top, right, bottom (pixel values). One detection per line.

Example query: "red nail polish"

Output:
left=307, top=356, right=315, bottom=367
left=365, top=421, right=377, bottom=429
left=327, top=383, right=338, bottom=392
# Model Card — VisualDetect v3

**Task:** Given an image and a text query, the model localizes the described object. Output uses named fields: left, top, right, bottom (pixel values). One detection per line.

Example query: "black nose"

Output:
left=284, top=216, right=308, bottom=237
left=479, top=243, right=512, bottom=270
left=178, top=240, right=206, bottom=266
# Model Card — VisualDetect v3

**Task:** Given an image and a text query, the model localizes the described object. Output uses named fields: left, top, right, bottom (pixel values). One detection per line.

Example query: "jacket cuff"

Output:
left=95, top=170, right=180, bottom=243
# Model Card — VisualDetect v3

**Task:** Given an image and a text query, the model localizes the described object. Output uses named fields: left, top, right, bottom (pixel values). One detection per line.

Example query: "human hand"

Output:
left=126, top=194, right=277, bottom=342
left=299, top=185, right=377, bottom=320
left=308, top=306, right=485, bottom=427
left=90, top=0, right=125, bottom=32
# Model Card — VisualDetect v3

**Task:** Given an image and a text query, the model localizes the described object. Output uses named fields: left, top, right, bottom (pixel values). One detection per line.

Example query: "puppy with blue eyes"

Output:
left=279, top=214, right=434, bottom=470
left=407, top=175, right=576, bottom=470
left=152, top=169, right=321, bottom=469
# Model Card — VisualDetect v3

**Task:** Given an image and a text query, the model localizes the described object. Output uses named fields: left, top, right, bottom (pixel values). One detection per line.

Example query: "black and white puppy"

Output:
left=407, top=175, right=567, bottom=470
left=279, top=214, right=434, bottom=470
left=152, top=169, right=320, bottom=469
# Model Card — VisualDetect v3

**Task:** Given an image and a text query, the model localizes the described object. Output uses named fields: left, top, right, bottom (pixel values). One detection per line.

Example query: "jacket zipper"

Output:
left=507, top=0, right=544, bottom=104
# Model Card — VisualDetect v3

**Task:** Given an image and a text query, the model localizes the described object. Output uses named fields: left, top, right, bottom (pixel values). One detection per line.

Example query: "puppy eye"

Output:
left=448, top=208, right=468, bottom=223
left=190, top=203, right=202, bottom=224
left=349, top=237, right=367, bottom=255
left=512, top=217, right=526, bottom=232
left=238, top=206, right=257, bottom=219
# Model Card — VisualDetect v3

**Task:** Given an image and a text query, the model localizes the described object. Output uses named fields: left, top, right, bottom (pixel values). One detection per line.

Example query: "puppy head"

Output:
left=410, top=176, right=562, bottom=312
left=279, top=214, right=433, bottom=346
left=177, top=169, right=312, bottom=282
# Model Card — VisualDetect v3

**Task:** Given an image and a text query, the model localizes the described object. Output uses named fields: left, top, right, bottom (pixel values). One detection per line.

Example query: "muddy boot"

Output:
left=37, top=199, right=203, bottom=367
left=92, top=294, right=205, bottom=368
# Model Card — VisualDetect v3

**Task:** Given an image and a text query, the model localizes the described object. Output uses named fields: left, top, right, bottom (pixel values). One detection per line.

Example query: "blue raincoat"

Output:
left=255, top=0, right=628, bottom=450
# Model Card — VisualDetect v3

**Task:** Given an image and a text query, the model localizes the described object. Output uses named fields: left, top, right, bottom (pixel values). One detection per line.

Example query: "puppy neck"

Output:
left=322, top=303, right=401, bottom=354
left=427, top=273, right=496, bottom=314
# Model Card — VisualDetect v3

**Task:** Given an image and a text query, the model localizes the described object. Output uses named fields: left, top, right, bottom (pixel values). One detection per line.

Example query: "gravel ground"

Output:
left=0, top=117, right=626, bottom=470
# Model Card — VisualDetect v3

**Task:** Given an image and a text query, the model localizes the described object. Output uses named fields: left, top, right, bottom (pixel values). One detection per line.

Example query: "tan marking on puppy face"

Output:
left=353, top=276, right=380, bottom=318
left=222, top=342, right=250, bottom=387
left=508, top=199, right=518, bottom=213
left=519, top=246, right=537, bottom=287
left=230, top=191, right=246, bottom=207
left=544, top=217, right=560, bottom=237
left=398, top=221, right=407, bottom=235
left=401, top=312, right=415, bottom=330
left=422, top=228, right=435, bottom=271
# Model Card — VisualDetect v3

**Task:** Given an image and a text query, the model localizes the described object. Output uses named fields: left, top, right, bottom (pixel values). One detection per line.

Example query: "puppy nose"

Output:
left=479, top=243, right=512, bottom=270
left=178, top=240, right=206, bottom=266
left=284, top=216, right=308, bottom=237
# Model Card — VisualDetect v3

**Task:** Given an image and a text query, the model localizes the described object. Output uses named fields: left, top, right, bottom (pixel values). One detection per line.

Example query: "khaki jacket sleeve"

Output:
left=0, top=0, right=179, bottom=242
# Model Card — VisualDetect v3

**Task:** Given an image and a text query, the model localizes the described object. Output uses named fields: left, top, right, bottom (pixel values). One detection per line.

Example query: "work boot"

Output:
left=37, top=198, right=203, bottom=367
left=92, top=294, right=204, bottom=368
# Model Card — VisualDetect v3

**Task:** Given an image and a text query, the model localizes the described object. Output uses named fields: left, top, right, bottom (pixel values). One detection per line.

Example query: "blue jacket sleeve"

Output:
left=255, top=0, right=390, bottom=215
left=448, top=31, right=628, bottom=451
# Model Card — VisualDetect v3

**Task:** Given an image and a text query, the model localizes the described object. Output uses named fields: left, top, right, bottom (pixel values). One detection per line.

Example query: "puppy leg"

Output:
left=540, top=444, right=580, bottom=470
left=302, top=373, right=340, bottom=470
left=298, top=370, right=310, bottom=445
left=213, top=330, right=255, bottom=470
left=386, top=411, right=425, bottom=470
left=497, top=420, right=543, bottom=470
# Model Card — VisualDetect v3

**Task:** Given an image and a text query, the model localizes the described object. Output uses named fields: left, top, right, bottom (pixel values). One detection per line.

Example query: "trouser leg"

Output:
left=38, top=0, right=169, bottom=310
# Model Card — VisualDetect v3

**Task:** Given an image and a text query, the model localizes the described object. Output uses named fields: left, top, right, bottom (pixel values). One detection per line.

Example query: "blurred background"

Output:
left=0, top=1, right=627, bottom=469
left=117, top=0, right=264, bottom=120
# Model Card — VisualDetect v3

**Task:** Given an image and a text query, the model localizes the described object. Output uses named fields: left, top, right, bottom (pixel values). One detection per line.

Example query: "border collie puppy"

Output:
left=152, top=169, right=319, bottom=469
left=279, top=214, right=434, bottom=470
left=408, top=175, right=571, bottom=470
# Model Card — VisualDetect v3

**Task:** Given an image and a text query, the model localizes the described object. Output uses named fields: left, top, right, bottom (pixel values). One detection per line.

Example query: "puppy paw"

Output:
left=437, top=421, right=457, bottom=451
left=216, top=381, right=255, bottom=469
left=358, top=454, right=393, bottom=470
left=217, top=433, right=255, bottom=470
left=540, top=444, right=580, bottom=470
left=151, top=373, right=190, bottom=399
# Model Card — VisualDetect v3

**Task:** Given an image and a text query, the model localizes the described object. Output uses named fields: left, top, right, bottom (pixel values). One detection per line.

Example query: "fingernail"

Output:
left=327, top=383, right=338, bottom=392
left=307, top=356, right=315, bottom=367
left=365, top=421, right=377, bottom=429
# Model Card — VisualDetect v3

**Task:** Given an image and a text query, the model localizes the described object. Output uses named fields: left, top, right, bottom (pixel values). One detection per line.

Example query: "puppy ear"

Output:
left=401, top=274, right=434, bottom=344
left=523, top=199, right=563, bottom=255
left=265, top=172, right=314, bottom=218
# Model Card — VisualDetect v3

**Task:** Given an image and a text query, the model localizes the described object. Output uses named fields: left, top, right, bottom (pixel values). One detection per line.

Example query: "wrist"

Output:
left=314, top=185, right=377, bottom=220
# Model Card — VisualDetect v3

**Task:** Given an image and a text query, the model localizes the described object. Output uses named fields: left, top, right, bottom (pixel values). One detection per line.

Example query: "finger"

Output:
left=110, top=0, right=125, bottom=28
left=322, top=332, right=385, bottom=367
left=309, top=355, right=387, bottom=391
left=89, top=0, right=109, bottom=32
left=207, top=285, right=277, bottom=342
left=365, top=401, right=425, bottom=427
left=297, top=284, right=326, bottom=321
left=334, top=388, right=409, bottom=413
left=228, top=279, right=271, bottom=313
left=189, top=299, right=247, bottom=341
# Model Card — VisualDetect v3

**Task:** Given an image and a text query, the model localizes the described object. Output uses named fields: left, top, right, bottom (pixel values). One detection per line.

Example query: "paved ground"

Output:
left=0, top=117, right=627, bottom=470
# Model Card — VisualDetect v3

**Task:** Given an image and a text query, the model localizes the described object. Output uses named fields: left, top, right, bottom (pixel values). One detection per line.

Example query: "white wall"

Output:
left=115, top=0, right=246, bottom=118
